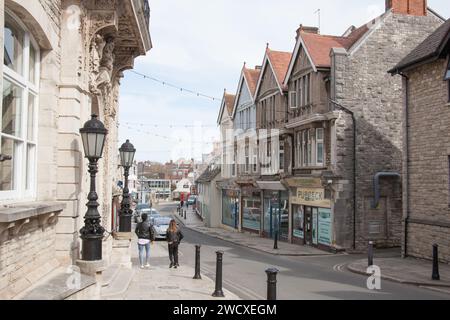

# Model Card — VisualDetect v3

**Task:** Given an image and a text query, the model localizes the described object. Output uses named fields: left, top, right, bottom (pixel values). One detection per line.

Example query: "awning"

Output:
left=256, top=181, right=287, bottom=191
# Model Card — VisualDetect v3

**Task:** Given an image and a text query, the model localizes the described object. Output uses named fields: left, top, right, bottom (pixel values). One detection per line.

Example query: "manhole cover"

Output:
left=158, top=286, right=179, bottom=290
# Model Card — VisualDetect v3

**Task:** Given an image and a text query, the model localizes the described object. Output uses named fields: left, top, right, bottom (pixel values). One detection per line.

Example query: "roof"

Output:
left=217, top=91, right=236, bottom=125
left=267, top=49, right=292, bottom=87
left=196, top=167, right=221, bottom=183
left=300, top=25, right=368, bottom=68
left=224, top=93, right=236, bottom=115
left=243, top=67, right=260, bottom=96
left=390, top=18, right=450, bottom=73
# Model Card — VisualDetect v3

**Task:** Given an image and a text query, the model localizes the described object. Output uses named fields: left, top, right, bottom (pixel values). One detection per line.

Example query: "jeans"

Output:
left=138, top=242, right=150, bottom=266
left=168, top=243, right=179, bottom=265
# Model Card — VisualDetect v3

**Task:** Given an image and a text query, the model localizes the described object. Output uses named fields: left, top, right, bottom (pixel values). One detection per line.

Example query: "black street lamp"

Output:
left=79, top=114, right=108, bottom=261
left=119, top=139, right=136, bottom=232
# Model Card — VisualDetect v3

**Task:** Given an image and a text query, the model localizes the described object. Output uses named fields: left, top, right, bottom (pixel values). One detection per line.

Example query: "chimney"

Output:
left=385, top=0, right=427, bottom=16
left=296, top=24, right=319, bottom=40
left=255, top=65, right=262, bottom=70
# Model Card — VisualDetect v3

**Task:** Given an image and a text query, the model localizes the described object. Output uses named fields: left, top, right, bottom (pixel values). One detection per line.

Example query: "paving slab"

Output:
left=101, top=238, right=240, bottom=300
left=348, top=257, right=450, bottom=288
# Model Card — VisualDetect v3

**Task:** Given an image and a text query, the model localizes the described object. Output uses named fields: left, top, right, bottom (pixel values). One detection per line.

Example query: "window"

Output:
left=1, top=12, right=40, bottom=200
left=296, top=131, right=302, bottom=167
left=279, top=143, right=284, bottom=171
left=289, top=91, right=297, bottom=109
left=316, top=128, right=324, bottom=166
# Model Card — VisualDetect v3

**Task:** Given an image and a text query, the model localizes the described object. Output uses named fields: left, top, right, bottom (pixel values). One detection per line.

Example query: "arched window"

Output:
left=0, top=10, right=40, bottom=200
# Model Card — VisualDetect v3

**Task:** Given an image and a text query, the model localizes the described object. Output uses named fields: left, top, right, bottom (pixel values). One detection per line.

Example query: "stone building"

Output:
left=389, top=19, right=450, bottom=263
left=0, top=0, right=151, bottom=298
left=327, top=0, right=444, bottom=250
left=254, top=47, right=291, bottom=240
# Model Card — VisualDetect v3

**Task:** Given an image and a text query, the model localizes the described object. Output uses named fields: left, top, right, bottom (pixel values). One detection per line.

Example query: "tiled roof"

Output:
left=267, top=49, right=292, bottom=87
left=224, top=93, right=236, bottom=115
left=390, top=18, right=450, bottom=73
left=196, top=167, right=221, bottom=183
left=300, top=25, right=368, bottom=68
left=243, top=68, right=260, bottom=96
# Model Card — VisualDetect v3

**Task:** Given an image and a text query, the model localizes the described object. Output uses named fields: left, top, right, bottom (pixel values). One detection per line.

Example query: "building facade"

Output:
left=0, top=0, right=151, bottom=298
left=390, top=19, right=450, bottom=263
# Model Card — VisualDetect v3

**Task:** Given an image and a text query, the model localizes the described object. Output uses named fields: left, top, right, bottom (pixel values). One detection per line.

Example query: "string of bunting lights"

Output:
left=129, top=70, right=222, bottom=102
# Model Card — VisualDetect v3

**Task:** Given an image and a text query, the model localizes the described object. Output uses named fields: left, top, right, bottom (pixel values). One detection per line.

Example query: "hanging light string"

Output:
left=129, top=70, right=222, bottom=102
left=122, top=124, right=216, bottom=145
left=120, top=121, right=218, bottom=129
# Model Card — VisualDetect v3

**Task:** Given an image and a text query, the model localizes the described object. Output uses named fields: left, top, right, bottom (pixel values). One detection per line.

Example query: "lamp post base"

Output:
left=81, top=236, right=103, bottom=261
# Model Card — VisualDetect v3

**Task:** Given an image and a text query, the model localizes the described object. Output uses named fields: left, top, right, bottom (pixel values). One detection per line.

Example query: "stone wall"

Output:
left=332, top=11, right=443, bottom=249
left=0, top=210, right=62, bottom=299
left=405, top=59, right=450, bottom=263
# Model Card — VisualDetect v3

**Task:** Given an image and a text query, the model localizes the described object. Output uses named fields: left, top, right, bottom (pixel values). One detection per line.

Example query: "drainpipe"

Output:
left=329, top=100, right=357, bottom=250
left=371, top=172, right=401, bottom=209
left=400, top=73, right=410, bottom=258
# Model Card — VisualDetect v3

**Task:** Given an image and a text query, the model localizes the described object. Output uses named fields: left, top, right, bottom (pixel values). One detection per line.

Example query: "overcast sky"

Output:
left=118, top=0, right=450, bottom=163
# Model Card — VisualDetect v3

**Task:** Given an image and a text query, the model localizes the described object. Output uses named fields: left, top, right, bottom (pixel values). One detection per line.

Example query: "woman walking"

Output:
left=135, top=213, right=155, bottom=269
left=166, top=219, right=184, bottom=269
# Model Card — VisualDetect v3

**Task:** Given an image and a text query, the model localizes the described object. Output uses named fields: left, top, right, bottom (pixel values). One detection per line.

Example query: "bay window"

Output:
left=296, top=127, right=326, bottom=168
left=1, top=11, right=40, bottom=200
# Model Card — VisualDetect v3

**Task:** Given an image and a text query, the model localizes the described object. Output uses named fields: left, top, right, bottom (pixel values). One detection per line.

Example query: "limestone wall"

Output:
left=331, top=12, right=443, bottom=249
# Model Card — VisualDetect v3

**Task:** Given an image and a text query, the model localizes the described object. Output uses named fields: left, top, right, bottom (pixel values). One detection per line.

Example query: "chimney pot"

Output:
left=386, top=0, right=427, bottom=16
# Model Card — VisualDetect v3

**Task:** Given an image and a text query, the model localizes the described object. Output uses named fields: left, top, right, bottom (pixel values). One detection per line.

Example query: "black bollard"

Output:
left=273, top=231, right=278, bottom=250
left=368, top=241, right=374, bottom=267
left=266, top=268, right=279, bottom=300
left=193, top=245, right=202, bottom=280
left=212, top=251, right=225, bottom=297
left=184, top=210, right=187, bottom=220
left=432, top=244, right=440, bottom=281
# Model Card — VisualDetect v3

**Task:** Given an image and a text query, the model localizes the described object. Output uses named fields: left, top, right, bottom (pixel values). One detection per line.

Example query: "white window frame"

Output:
left=316, top=128, right=324, bottom=166
left=289, top=91, right=297, bottom=109
left=1, top=10, right=40, bottom=201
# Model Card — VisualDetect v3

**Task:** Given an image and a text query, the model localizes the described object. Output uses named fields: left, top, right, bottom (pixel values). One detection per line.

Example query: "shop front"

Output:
left=290, top=184, right=333, bottom=249
left=240, top=185, right=261, bottom=233
left=222, top=189, right=240, bottom=230
left=257, top=181, right=289, bottom=242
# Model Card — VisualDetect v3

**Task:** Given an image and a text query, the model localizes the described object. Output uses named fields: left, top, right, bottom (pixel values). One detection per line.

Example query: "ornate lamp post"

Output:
left=119, top=139, right=136, bottom=232
left=79, top=114, right=108, bottom=261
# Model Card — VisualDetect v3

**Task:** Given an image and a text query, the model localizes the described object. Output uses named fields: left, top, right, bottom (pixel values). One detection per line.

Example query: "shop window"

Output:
left=1, top=11, right=39, bottom=200
left=292, top=205, right=304, bottom=239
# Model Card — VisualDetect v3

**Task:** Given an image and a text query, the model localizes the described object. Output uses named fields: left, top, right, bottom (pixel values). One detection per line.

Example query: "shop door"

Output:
left=304, top=207, right=313, bottom=245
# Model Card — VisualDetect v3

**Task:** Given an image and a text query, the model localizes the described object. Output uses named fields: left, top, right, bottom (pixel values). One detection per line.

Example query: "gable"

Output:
left=256, top=60, right=279, bottom=99
left=236, top=80, right=252, bottom=111
left=292, top=45, right=314, bottom=77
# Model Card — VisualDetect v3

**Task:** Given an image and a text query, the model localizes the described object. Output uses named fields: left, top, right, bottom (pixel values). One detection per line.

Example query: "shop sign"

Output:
left=318, top=208, right=332, bottom=246
left=291, top=188, right=331, bottom=208
left=225, top=189, right=239, bottom=198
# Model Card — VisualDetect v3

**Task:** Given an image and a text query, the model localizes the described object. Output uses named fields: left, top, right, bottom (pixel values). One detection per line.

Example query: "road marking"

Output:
left=200, top=265, right=265, bottom=300
left=333, top=263, right=347, bottom=272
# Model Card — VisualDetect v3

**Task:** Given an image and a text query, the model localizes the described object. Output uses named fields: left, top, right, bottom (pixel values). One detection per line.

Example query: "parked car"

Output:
left=134, top=205, right=159, bottom=223
left=151, top=216, right=172, bottom=240
left=187, top=195, right=197, bottom=206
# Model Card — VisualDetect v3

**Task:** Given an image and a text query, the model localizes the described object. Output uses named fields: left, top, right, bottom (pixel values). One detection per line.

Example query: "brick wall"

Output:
left=405, top=59, right=450, bottom=263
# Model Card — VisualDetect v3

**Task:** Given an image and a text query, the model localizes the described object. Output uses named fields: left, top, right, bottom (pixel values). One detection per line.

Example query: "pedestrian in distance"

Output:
left=166, top=219, right=184, bottom=269
left=180, top=200, right=184, bottom=209
left=135, top=213, right=156, bottom=269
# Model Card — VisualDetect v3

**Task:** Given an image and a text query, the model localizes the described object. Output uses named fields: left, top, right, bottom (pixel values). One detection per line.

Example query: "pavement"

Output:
left=347, top=257, right=450, bottom=291
left=101, top=237, right=240, bottom=300
left=174, top=206, right=334, bottom=257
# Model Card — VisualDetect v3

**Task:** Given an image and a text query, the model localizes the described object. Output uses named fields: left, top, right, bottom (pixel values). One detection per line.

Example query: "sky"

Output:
left=118, top=0, right=450, bottom=163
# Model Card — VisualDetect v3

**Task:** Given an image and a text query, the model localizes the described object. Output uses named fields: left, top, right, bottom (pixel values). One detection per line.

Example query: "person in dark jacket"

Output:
left=135, top=213, right=156, bottom=269
left=166, top=219, right=184, bottom=269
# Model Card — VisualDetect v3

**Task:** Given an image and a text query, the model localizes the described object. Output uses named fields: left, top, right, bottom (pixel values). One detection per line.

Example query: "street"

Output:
left=156, top=203, right=450, bottom=300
